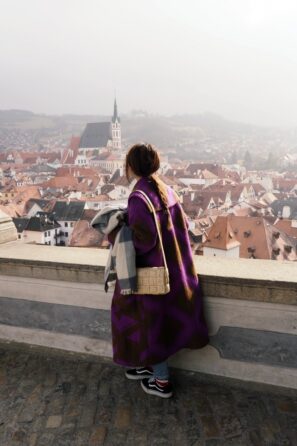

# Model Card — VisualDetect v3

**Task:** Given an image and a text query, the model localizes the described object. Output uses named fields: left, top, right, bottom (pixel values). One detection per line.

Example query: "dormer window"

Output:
left=244, top=230, right=251, bottom=238
left=247, top=246, right=256, bottom=253
left=273, top=231, right=280, bottom=239
left=272, top=248, right=280, bottom=255
left=284, top=245, right=292, bottom=253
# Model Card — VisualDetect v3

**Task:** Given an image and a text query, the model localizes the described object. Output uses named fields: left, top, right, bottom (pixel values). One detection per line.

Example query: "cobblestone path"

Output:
left=0, top=348, right=296, bottom=445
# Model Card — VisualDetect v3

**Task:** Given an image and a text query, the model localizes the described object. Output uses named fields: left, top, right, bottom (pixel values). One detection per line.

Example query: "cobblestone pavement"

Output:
left=0, top=348, right=296, bottom=446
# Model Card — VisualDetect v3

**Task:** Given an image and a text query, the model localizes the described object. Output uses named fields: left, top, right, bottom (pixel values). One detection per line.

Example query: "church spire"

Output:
left=112, top=98, right=120, bottom=123
left=111, top=97, right=121, bottom=150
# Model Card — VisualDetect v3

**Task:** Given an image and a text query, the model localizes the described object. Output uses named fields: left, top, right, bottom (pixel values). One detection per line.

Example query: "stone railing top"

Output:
left=0, top=242, right=296, bottom=304
left=0, top=241, right=108, bottom=267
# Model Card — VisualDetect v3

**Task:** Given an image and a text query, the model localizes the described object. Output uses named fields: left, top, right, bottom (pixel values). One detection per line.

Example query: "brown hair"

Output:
left=125, top=143, right=168, bottom=208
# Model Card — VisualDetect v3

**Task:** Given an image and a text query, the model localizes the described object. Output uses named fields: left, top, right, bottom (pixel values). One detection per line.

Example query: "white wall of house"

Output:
left=188, top=220, right=195, bottom=230
left=68, top=191, right=82, bottom=199
left=43, top=228, right=59, bottom=245
left=243, top=175, right=273, bottom=192
left=34, top=175, right=53, bottom=184
left=57, top=221, right=75, bottom=246
left=223, top=163, right=245, bottom=174
left=79, top=147, right=105, bottom=153
left=180, top=178, right=205, bottom=186
left=22, top=228, right=58, bottom=245
left=92, top=159, right=124, bottom=173
left=75, top=154, right=89, bottom=166
left=224, top=196, right=232, bottom=208
left=47, top=161, right=62, bottom=168
left=203, top=246, right=240, bottom=258
left=237, top=192, right=246, bottom=203
left=108, top=186, right=130, bottom=200
left=7, top=154, right=16, bottom=162
left=159, top=162, right=171, bottom=175
left=110, top=160, right=124, bottom=173
left=85, top=199, right=127, bottom=211
left=259, top=177, right=273, bottom=192
left=204, top=178, right=219, bottom=187
left=283, top=206, right=291, bottom=219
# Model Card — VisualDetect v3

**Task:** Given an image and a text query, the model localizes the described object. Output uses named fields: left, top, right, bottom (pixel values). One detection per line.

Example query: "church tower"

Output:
left=111, top=98, right=121, bottom=150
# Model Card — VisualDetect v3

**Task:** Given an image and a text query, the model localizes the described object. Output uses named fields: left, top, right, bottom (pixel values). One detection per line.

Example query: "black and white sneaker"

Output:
left=141, top=378, right=173, bottom=398
left=125, top=367, right=153, bottom=380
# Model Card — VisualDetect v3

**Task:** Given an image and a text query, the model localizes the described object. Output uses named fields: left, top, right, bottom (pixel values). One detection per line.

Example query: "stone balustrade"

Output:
left=0, top=242, right=296, bottom=389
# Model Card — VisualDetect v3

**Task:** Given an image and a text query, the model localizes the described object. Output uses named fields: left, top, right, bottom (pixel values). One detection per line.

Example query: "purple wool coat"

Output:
left=111, top=176, right=209, bottom=367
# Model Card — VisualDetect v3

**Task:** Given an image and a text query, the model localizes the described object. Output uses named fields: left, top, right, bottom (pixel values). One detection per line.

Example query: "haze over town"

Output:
left=1, top=0, right=297, bottom=127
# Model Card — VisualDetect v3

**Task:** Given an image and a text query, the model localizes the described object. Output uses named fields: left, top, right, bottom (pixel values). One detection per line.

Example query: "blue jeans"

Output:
left=151, top=361, right=169, bottom=380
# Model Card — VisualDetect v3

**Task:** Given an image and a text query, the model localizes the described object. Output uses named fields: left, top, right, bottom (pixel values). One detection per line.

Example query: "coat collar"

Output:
left=131, top=176, right=178, bottom=210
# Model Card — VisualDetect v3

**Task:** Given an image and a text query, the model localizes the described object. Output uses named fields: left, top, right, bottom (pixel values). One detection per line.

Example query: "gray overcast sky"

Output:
left=1, top=0, right=297, bottom=127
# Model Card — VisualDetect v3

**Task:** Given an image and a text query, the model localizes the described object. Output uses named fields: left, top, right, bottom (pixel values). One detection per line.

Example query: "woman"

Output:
left=110, top=143, right=209, bottom=398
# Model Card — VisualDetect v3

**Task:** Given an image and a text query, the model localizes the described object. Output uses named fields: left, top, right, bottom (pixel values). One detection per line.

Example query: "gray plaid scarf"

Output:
left=90, top=206, right=137, bottom=295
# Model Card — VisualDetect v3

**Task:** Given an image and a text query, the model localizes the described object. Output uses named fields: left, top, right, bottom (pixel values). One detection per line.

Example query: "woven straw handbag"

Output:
left=134, top=190, right=170, bottom=295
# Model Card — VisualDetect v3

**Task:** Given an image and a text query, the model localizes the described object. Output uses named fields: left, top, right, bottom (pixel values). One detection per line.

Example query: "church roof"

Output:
left=79, top=122, right=111, bottom=149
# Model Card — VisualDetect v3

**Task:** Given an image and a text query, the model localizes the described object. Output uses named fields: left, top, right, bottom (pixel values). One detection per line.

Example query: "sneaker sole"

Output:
left=140, top=381, right=173, bottom=398
left=125, top=372, right=153, bottom=380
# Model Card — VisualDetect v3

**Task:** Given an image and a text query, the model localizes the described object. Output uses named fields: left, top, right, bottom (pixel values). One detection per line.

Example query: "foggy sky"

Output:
left=1, top=0, right=297, bottom=127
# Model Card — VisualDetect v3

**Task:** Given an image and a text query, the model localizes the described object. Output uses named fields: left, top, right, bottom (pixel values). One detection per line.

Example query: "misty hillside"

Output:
left=0, top=109, right=295, bottom=152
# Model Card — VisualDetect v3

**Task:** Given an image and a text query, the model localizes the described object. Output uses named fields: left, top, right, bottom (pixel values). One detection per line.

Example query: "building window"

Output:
left=65, top=232, right=68, bottom=237
left=70, top=222, right=74, bottom=227
left=18, top=234, right=21, bottom=239
left=65, top=222, right=68, bottom=227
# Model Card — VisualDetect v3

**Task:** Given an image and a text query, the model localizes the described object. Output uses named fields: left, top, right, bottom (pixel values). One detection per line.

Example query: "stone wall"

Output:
left=0, top=242, right=296, bottom=389
left=0, top=211, right=17, bottom=244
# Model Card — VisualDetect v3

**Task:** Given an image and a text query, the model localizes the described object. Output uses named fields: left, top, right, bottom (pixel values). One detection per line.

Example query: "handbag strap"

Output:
left=133, top=189, right=168, bottom=271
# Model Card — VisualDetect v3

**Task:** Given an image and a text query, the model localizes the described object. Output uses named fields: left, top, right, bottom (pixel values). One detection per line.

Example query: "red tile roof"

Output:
left=203, top=215, right=297, bottom=260
left=274, top=219, right=297, bottom=239
left=204, top=216, right=240, bottom=250
left=42, top=176, right=79, bottom=189
left=61, top=136, right=80, bottom=164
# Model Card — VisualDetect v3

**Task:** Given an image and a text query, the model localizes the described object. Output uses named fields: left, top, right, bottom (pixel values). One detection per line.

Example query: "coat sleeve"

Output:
left=128, top=194, right=158, bottom=255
